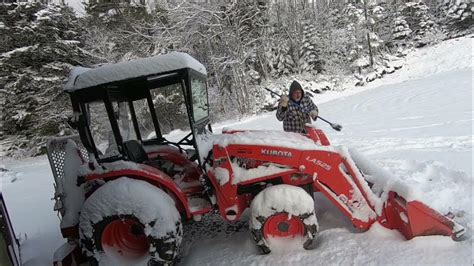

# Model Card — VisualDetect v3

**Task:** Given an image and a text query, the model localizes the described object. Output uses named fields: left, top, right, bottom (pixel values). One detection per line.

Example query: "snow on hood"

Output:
left=212, top=130, right=335, bottom=151
left=65, top=52, right=207, bottom=91
left=196, top=129, right=335, bottom=168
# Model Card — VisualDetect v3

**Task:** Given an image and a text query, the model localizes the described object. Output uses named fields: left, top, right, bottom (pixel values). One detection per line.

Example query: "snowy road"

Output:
left=0, top=37, right=472, bottom=265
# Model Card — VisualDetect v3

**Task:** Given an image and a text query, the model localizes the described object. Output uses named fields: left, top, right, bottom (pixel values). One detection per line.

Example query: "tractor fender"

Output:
left=146, top=145, right=188, bottom=164
left=81, top=162, right=192, bottom=218
left=145, top=145, right=202, bottom=179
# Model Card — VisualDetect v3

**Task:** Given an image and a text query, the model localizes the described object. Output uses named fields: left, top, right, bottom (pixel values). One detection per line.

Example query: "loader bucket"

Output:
left=379, top=192, right=465, bottom=240
left=342, top=148, right=465, bottom=241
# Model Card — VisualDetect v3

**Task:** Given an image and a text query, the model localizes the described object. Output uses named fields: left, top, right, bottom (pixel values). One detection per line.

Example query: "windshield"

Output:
left=87, top=101, right=138, bottom=157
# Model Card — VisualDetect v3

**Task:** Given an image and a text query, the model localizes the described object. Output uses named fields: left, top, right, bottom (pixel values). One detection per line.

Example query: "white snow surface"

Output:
left=65, top=52, right=207, bottom=91
left=0, top=36, right=472, bottom=265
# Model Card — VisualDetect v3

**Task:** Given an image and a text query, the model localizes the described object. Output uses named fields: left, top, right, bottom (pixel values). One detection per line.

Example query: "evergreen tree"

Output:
left=402, top=1, right=442, bottom=47
left=316, top=6, right=352, bottom=77
left=272, top=41, right=295, bottom=76
left=0, top=3, right=93, bottom=156
left=83, top=1, right=167, bottom=63
left=438, top=0, right=473, bottom=36
left=392, top=16, right=413, bottom=41
left=300, top=21, right=322, bottom=74
left=344, top=3, right=384, bottom=73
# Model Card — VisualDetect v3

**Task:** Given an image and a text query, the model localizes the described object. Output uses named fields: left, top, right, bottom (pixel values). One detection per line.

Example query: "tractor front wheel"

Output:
left=249, top=185, right=318, bottom=254
left=79, top=177, right=182, bottom=265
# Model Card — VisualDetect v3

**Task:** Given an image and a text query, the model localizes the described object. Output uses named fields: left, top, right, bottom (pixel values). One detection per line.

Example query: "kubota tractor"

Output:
left=46, top=52, right=464, bottom=265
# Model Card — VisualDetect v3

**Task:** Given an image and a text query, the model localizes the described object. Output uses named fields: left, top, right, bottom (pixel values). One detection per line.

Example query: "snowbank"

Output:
left=308, top=36, right=473, bottom=106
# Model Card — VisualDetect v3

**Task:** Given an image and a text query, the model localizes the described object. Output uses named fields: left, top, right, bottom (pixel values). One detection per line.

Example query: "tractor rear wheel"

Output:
left=249, top=185, right=318, bottom=254
left=79, top=177, right=182, bottom=265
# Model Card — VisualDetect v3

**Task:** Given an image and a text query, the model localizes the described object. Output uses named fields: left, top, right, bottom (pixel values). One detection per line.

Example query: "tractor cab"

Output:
left=65, top=52, right=211, bottom=167
left=48, top=53, right=216, bottom=264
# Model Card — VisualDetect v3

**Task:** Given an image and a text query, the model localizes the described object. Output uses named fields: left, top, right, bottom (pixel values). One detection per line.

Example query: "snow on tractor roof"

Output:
left=65, top=52, right=207, bottom=92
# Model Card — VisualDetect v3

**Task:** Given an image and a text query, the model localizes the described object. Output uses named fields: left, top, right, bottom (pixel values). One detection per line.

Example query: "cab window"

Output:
left=191, top=77, right=209, bottom=122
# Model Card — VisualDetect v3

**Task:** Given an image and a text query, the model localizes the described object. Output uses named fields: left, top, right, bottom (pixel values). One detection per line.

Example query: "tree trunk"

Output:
left=363, top=0, right=374, bottom=66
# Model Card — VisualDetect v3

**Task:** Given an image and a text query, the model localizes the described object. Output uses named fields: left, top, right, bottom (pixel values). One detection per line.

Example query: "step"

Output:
left=187, top=196, right=212, bottom=216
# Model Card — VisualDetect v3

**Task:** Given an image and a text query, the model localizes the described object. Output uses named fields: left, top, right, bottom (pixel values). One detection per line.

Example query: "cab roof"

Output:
left=64, top=52, right=207, bottom=92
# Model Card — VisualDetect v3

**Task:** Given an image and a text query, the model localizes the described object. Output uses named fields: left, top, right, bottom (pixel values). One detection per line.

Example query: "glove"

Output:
left=279, top=95, right=289, bottom=107
left=309, top=110, right=318, bottom=120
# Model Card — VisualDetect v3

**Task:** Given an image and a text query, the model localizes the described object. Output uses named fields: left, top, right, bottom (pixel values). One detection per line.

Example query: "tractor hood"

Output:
left=195, top=128, right=336, bottom=166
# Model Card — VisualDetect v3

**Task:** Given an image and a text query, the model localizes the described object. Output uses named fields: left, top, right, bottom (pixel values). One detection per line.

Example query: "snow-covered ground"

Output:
left=0, top=36, right=472, bottom=265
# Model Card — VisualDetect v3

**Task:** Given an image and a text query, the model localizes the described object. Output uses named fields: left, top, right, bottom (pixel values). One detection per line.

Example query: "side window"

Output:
left=191, top=77, right=209, bottom=122
left=150, top=84, right=188, bottom=134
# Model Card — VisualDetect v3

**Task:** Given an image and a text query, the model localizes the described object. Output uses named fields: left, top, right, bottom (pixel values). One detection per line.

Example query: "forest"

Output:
left=0, top=0, right=472, bottom=156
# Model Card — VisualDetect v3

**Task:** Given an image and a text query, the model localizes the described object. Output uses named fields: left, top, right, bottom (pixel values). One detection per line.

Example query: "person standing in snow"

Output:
left=276, top=80, right=318, bottom=133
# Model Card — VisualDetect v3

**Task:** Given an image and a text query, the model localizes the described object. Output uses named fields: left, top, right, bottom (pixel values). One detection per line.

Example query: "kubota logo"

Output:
left=306, top=156, right=331, bottom=171
left=261, top=149, right=293, bottom=158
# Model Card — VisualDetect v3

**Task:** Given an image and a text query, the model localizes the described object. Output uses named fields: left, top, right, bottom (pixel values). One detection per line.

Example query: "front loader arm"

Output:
left=306, top=147, right=465, bottom=240
left=302, top=150, right=377, bottom=230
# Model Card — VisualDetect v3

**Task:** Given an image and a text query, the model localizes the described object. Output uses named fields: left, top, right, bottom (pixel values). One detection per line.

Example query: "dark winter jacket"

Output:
left=276, top=95, right=318, bottom=133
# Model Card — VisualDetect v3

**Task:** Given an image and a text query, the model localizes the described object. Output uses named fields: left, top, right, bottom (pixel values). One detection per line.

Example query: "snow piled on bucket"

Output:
left=341, top=147, right=424, bottom=215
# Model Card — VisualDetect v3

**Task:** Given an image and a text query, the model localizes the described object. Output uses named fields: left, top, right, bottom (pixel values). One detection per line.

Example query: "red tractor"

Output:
left=47, top=52, right=464, bottom=265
